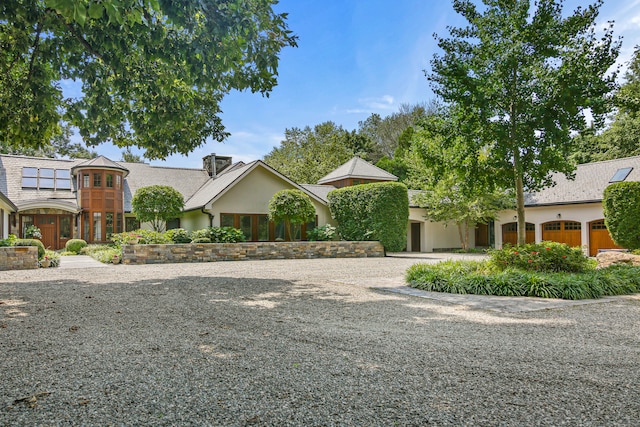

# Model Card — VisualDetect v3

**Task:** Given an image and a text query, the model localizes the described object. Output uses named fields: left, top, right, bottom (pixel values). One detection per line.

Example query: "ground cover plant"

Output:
left=406, top=242, right=640, bottom=300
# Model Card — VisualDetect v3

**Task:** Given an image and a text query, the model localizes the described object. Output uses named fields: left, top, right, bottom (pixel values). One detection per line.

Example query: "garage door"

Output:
left=589, top=220, right=621, bottom=256
left=502, top=222, right=535, bottom=245
left=541, top=221, right=581, bottom=248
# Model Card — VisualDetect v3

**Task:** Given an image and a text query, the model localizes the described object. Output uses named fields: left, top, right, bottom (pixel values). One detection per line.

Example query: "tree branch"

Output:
left=27, top=20, right=43, bottom=81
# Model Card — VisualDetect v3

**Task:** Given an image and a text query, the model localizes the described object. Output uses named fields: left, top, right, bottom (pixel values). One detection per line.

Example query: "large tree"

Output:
left=264, top=121, right=365, bottom=184
left=430, top=0, right=619, bottom=245
left=1, top=0, right=296, bottom=159
left=131, top=185, right=184, bottom=232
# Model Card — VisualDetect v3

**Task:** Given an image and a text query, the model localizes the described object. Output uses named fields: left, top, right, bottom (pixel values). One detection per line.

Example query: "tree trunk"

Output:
left=513, top=150, right=526, bottom=246
left=457, top=222, right=469, bottom=251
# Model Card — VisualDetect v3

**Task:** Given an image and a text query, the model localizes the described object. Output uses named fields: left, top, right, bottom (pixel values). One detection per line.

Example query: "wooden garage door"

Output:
left=589, top=220, right=621, bottom=257
left=542, top=221, right=581, bottom=248
left=502, top=222, right=535, bottom=245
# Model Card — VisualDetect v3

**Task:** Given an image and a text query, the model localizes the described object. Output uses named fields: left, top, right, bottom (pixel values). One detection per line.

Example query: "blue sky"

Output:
left=87, top=0, right=640, bottom=169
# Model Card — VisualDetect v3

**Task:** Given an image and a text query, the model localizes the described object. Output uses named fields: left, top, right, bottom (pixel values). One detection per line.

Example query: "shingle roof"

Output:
left=121, top=162, right=211, bottom=212
left=0, top=155, right=80, bottom=210
left=525, top=156, right=640, bottom=206
left=300, top=184, right=336, bottom=204
left=72, top=155, right=129, bottom=176
left=317, top=157, right=398, bottom=184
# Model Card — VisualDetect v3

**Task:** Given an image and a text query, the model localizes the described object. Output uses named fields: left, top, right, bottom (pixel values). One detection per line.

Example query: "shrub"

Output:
left=193, top=227, right=245, bottom=243
left=24, top=224, right=42, bottom=239
left=268, top=189, right=316, bottom=241
left=328, top=182, right=408, bottom=252
left=488, top=241, right=591, bottom=273
left=0, top=234, right=17, bottom=247
left=191, top=237, right=212, bottom=243
left=306, top=224, right=337, bottom=241
left=13, top=238, right=46, bottom=259
left=111, top=229, right=171, bottom=247
left=131, top=185, right=184, bottom=232
left=406, top=260, right=640, bottom=300
left=603, top=181, right=640, bottom=250
left=165, top=228, right=192, bottom=243
left=65, top=239, right=87, bottom=254
left=82, top=244, right=121, bottom=264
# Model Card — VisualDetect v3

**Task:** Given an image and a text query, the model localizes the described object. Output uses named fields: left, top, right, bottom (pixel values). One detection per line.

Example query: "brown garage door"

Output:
left=589, top=220, right=621, bottom=256
left=502, top=222, right=535, bottom=245
left=542, top=221, right=581, bottom=248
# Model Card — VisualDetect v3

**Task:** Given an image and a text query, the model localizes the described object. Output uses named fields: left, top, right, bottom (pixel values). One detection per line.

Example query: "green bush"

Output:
left=193, top=227, right=245, bottom=243
left=82, top=244, right=121, bottom=264
left=405, top=260, right=640, bottom=300
left=603, top=182, right=640, bottom=250
left=0, top=234, right=17, bottom=247
left=488, top=241, right=591, bottom=273
left=191, top=237, right=212, bottom=243
left=328, top=182, right=408, bottom=252
left=111, top=229, right=171, bottom=247
left=165, top=228, right=192, bottom=243
left=65, top=239, right=87, bottom=254
left=13, top=238, right=46, bottom=259
left=306, top=224, right=337, bottom=241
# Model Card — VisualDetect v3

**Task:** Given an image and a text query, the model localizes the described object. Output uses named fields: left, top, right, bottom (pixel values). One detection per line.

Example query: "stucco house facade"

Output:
left=1, top=151, right=637, bottom=255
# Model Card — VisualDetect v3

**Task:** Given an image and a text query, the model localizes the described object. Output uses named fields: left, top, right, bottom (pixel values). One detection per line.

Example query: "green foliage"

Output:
left=1, top=0, right=297, bottom=158
left=406, top=261, right=640, bottom=300
left=191, top=237, right=212, bottom=244
left=65, top=239, right=87, bottom=254
left=13, top=238, right=46, bottom=259
left=268, top=189, right=316, bottom=241
left=263, top=122, right=363, bottom=184
left=41, top=249, right=61, bottom=268
left=24, top=225, right=42, bottom=239
left=82, top=244, right=121, bottom=264
left=110, top=229, right=170, bottom=247
left=131, top=185, right=184, bottom=232
left=488, top=242, right=592, bottom=273
left=603, top=182, right=640, bottom=250
left=0, top=234, right=17, bottom=247
left=164, top=228, right=192, bottom=244
left=430, top=0, right=619, bottom=245
left=192, top=227, right=246, bottom=243
left=328, top=182, right=408, bottom=252
left=306, top=224, right=338, bottom=241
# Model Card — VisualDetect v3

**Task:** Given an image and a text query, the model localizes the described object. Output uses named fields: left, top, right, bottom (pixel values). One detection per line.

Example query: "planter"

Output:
left=40, top=259, right=51, bottom=268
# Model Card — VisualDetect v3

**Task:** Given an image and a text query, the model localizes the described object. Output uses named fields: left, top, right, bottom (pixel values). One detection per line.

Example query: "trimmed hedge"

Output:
left=328, top=182, right=408, bottom=252
left=65, top=239, right=87, bottom=254
left=603, top=181, right=640, bottom=250
left=14, top=238, right=46, bottom=259
left=488, top=241, right=592, bottom=273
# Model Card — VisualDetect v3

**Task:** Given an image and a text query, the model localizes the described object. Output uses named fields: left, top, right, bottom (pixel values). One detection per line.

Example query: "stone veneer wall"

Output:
left=122, top=241, right=385, bottom=265
left=0, top=246, right=38, bottom=270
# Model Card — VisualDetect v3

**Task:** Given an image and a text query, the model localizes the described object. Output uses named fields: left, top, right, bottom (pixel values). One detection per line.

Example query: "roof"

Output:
left=0, top=189, right=17, bottom=211
left=72, top=155, right=129, bottom=176
left=0, top=155, right=81, bottom=211
left=317, top=157, right=398, bottom=184
left=300, top=184, right=336, bottom=204
left=525, top=156, right=640, bottom=206
left=184, top=160, right=328, bottom=211
left=122, top=162, right=211, bottom=212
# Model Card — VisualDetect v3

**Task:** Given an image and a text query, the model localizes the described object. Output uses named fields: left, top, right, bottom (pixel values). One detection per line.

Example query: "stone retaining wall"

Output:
left=122, top=241, right=385, bottom=265
left=0, top=246, right=39, bottom=270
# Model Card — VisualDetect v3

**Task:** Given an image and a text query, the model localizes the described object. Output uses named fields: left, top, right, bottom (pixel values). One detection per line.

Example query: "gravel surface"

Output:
left=1, top=255, right=639, bottom=426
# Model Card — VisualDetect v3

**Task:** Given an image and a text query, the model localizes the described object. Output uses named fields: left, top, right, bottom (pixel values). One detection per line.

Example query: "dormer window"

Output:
left=22, top=167, right=71, bottom=190
left=610, top=167, right=633, bottom=183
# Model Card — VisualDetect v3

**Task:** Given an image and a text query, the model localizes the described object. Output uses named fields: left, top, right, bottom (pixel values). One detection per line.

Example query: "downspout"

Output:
left=202, top=208, right=214, bottom=227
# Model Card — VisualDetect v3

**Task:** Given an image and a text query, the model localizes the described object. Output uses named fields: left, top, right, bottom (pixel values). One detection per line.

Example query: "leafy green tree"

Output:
left=1, top=0, right=297, bottom=159
left=131, top=185, right=184, bottom=232
left=429, top=0, right=619, bottom=245
left=268, top=189, right=316, bottom=241
left=0, top=122, right=97, bottom=158
left=603, top=182, right=640, bottom=250
left=121, top=148, right=144, bottom=163
left=264, top=122, right=360, bottom=184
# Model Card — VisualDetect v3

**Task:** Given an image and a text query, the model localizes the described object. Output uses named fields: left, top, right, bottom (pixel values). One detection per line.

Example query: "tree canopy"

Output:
left=430, top=0, right=619, bottom=244
left=1, top=0, right=297, bottom=159
left=131, top=185, right=184, bottom=232
left=268, top=189, right=315, bottom=241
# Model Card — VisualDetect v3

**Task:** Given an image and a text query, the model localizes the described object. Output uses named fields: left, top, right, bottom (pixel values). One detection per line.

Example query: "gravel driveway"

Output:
left=1, top=255, right=639, bottom=426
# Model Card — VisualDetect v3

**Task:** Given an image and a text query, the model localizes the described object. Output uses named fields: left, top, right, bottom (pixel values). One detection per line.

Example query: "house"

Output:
left=0, top=153, right=330, bottom=250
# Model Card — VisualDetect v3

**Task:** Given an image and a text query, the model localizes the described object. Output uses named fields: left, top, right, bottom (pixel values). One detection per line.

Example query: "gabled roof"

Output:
left=122, top=162, right=211, bottom=212
left=72, top=155, right=129, bottom=176
left=184, top=160, right=328, bottom=211
left=300, top=184, right=336, bottom=204
left=525, top=156, right=640, bottom=206
left=317, top=157, right=398, bottom=184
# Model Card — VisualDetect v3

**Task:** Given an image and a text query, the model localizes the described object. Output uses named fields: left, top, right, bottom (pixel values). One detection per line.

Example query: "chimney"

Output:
left=203, top=154, right=232, bottom=177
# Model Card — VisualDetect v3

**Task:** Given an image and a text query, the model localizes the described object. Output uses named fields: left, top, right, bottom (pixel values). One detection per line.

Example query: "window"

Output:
left=56, top=169, right=71, bottom=189
left=106, top=174, right=113, bottom=188
left=257, top=216, right=269, bottom=241
left=83, top=174, right=90, bottom=188
left=106, top=213, right=114, bottom=240
left=83, top=212, right=90, bottom=241
left=126, top=217, right=140, bottom=232
left=239, top=215, right=252, bottom=241
left=93, top=212, right=102, bottom=241
left=60, top=216, right=71, bottom=239
left=116, top=175, right=122, bottom=188
left=564, top=221, right=581, bottom=230
left=220, top=214, right=234, bottom=228
left=39, top=168, right=55, bottom=188
left=116, top=213, right=123, bottom=233
left=544, top=222, right=561, bottom=231
left=591, top=220, right=607, bottom=230
left=93, top=173, right=102, bottom=187
left=22, top=167, right=72, bottom=189
left=166, top=218, right=180, bottom=230
left=610, top=167, right=633, bottom=183
left=21, top=167, right=38, bottom=188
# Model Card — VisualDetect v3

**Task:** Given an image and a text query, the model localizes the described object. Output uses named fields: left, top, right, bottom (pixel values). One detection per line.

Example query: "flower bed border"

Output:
left=122, top=241, right=385, bottom=265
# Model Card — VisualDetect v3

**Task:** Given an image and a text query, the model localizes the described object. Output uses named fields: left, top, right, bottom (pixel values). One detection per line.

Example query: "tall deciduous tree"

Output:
left=430, top=0, right=619, bottom=244
left=131, top=185, right=184, bottom=232
left=264, top=122, right=364, bottom=184
left=1, top=0, right=297, bottom=159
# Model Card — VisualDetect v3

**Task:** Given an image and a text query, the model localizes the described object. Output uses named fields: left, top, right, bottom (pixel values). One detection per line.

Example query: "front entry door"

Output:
left=36, top=216, right=57, bottom=250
